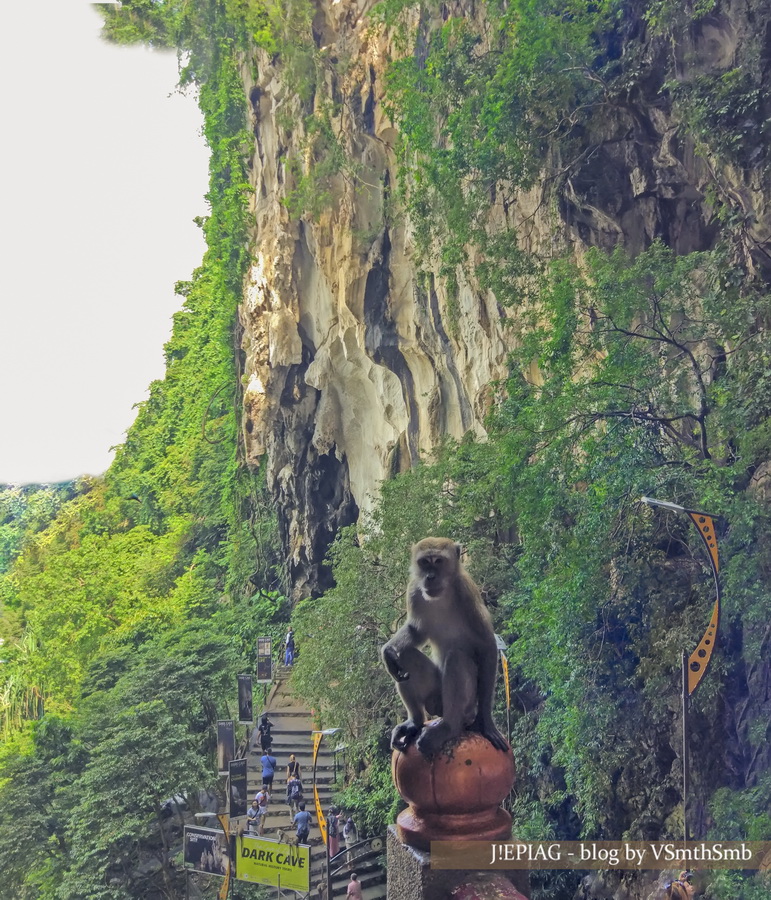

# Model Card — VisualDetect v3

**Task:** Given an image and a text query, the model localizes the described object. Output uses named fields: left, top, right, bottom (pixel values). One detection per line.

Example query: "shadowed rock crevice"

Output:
left=364, top=231, right=420, bottom=466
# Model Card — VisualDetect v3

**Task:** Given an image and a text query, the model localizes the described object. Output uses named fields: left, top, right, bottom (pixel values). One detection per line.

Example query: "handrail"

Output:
left=329, top=836, right=384, bottom=876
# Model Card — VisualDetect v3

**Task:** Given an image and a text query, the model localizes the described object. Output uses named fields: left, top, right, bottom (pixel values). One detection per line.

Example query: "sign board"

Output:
left=184, top=826, right=228, bottom=877
left=229, top=758, right=248, bottom=818
left=256, top=637, right=272, bottom=683
left=236, top=834, right=310, bottom=892
left=237, top=674, right=253, bottom=724
left=217, top=720, right=235, bottom=775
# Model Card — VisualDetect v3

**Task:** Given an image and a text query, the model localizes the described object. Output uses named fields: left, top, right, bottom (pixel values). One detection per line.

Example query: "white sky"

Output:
left=0, top=2, right=209, bottom=485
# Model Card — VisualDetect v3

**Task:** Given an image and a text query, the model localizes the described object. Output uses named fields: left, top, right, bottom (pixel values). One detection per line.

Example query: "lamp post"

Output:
left=194, top=812, right=233, bottom=900
left=332, top=743, right=347, bottom=786
left=494, top=633, right=511, bottom=744
left=640, top=496, right=722, bottom=842
left=312, top=728, right=340, bottom=900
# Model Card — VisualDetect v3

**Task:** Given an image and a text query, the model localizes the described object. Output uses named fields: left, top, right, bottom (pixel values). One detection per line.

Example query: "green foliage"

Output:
left=0, top=483, right=76, bottom=574
left=0, top=619, right=257, bottom=899
left=708, top=778, right=771, bottom=841
left=0, top=719, right=83, bottom=900
left=284, top=109, right=353, bottom=220
left=57, top=624, right=234, bottom=899
left=668, top=68, right=769, bottom=169
left=370, top=0, right=421, bottom=28
left=294, top=241, right=771, bottom=884
left=643, top=0, right=716, bottom=35
left=384, top=1, right=619, bottom=271
left=334, top=744, right=402, bottom=836
left=494, top=242, right=771, bottom=840
left=509, top=242, right=767, bottom=465
left=99, top=0, right=183, bottom=48
left=0, top=28, right=275, bottom=733
left=701, top=870, right=771, bottom=900
left=0, top=6, right=287, bottom=897
left=224, top=0, right=276, bottom=53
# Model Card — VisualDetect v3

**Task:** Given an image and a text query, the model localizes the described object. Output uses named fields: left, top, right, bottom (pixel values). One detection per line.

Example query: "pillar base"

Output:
left=396, top=805, right=512, bottom=851
left=386, top=826, right=529, bottom=900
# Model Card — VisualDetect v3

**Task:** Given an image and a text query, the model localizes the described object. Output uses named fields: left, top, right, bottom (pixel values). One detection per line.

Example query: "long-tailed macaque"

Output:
left=381, top=537, right=508, bottom=756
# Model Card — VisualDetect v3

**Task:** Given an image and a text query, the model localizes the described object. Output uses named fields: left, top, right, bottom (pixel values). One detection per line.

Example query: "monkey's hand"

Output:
left=382, top=645, right=410, bottom=683
left=391, top=720, right=421, bottom=751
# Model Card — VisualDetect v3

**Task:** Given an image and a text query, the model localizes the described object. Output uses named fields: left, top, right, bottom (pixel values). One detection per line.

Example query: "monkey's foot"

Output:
left=484, top=728, right=509, bottom=752
left=415, top=719, right=455, bottom=757
left=475, top=719, right=509, bottom=752
left=391, top=720, right=421, bottom=751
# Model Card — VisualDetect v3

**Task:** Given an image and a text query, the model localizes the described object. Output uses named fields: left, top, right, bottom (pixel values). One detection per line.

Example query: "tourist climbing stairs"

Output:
left=247, top=663, right=386, bottom=900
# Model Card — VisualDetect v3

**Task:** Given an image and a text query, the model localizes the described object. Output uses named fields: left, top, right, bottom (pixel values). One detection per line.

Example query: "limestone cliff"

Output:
left=239, top=0, right=505, bottom=595
left=237, top=0, right=771, bottom=595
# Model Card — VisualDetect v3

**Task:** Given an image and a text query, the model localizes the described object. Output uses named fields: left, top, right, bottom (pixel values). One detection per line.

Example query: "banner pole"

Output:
left=682, top=650, right=690, bottom=844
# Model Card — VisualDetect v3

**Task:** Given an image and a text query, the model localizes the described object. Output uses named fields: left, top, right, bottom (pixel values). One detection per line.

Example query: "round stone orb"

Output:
left=392, top=723, right=515, bottom=851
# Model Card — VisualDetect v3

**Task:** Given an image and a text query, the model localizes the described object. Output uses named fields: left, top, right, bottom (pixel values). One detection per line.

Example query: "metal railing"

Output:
left=328, top=836, right=385, bottom=876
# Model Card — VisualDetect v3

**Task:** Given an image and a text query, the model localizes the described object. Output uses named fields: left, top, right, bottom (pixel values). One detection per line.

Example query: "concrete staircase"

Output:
left=329, top=840, right=387, bottom=900
left=247, top=664, right=386, bottom=900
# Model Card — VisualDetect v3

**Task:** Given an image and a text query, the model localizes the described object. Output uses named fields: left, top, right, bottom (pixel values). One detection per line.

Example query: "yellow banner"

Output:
left=314, top=781, right=327, bottom=845
left=311, top=731, right=328, bottom=844
left=500, top=651, right=510, bottom=710
left=235, top=835, right=310, bottom=892
left=312, top=730, right=323, bottom=765
left=218, top=868, right=230, bottom=900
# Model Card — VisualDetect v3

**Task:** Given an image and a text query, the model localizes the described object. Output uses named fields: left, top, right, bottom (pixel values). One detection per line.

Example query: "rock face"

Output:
left=239, top=0, right=509, bottom=595
left=237, top=0, right=770, bottom=595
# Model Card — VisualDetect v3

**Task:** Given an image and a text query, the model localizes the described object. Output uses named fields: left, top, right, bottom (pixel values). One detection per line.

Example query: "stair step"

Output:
left=240, top=679, right=386, bottom=898
left=249, top=744, right=339, bottom=756
left=247, top=773, right=337, bottom=783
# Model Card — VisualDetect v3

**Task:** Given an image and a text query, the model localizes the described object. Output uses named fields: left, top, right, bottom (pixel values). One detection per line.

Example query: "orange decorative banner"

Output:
left=641, top=498, right=722, bottom=696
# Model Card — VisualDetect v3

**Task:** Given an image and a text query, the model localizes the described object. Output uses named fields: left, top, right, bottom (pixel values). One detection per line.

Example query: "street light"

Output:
left=311, top=728, right=340, bottom=900
left=332, top=743, right=347, bottom=785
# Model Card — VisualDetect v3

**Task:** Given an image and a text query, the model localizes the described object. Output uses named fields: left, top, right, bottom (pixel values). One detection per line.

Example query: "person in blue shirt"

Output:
left=293, top=802, right=312, bottom=845
left=261, top=751, right=278, bottom=789
left=284, top=629, right=295, bottom=666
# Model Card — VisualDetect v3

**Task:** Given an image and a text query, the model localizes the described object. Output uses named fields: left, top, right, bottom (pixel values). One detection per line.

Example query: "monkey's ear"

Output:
left=454, top=542, right=462, bottom=559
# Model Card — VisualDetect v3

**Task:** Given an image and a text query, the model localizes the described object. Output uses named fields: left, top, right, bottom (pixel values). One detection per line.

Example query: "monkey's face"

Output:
left=412, top=539, right=461, bottom=598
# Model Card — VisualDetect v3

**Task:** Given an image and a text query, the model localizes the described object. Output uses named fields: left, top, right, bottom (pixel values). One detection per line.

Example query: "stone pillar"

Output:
left=386, top=827, right=529, bottom=900
left=392, top=730, right=515, bottom=851
left=450, top=875, right=530, bottom=899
